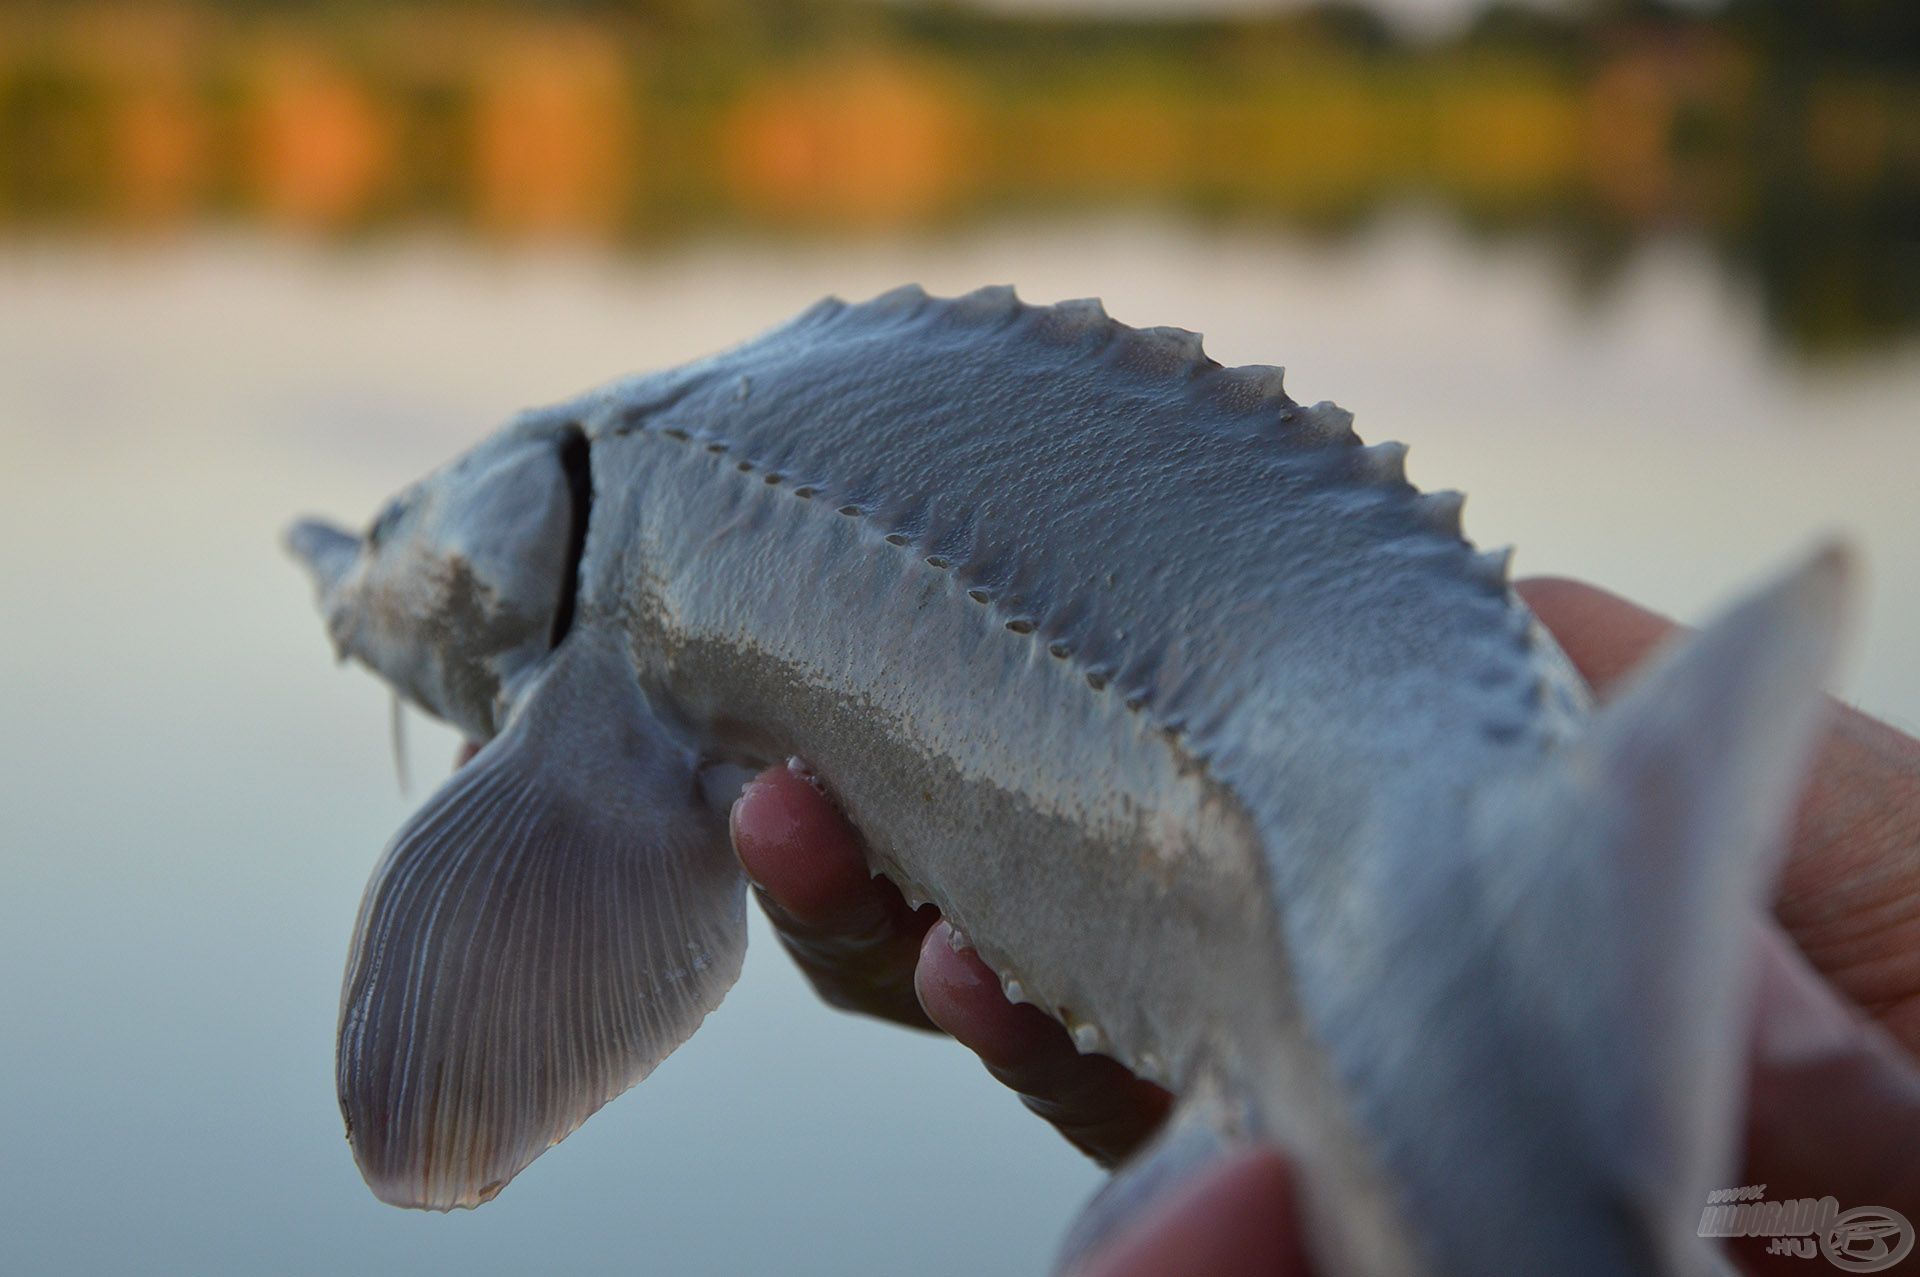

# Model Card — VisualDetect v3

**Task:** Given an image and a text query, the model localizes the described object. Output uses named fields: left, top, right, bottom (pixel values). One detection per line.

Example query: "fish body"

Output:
left=289, top=286, right=1850, bottom=1276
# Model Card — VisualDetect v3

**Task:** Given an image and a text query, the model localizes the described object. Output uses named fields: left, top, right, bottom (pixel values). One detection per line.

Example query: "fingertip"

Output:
left=916, top=922, right=1061, bottom=1070
left=728, top=764, right=874, bottom=925
left=919, top=923, right=1175, bottom=1165
left=1742, top=922, right=1920, bottom=1209
left=1515, top=575, right=1677, bottom=696
left=1071, top=1148, right=1309, bottom=1277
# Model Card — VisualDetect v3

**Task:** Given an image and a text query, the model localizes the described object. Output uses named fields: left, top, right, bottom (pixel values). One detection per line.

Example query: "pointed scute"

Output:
left=336, top=633, right=748, bottom=1210
left=821, top=289, right=1392, bottom=462
left=949, top=283, right=1022, bottom=321
left=1209, top=362, right=1289, bottom=410
left=1356, top=439, right=1409, bottom=483
left=1295, top=400, right=1357, bottom=444
left=1140, top=325, right=1207, bottom=362
left=867, top=282, right=932, bottom=314
left=1413, top=489, right=1466, bottom=537
left=1052, top=296, right=1110, bottom=327
left=1115, top=325, right=1214, bottom=378
left=1021, top=296, right=1119, bottom=350
left=1245, top=364, right=1288, bottom=396
left=1470, top=546, right=1514, bottom=589
left=793, top=295, right=848, bottom=328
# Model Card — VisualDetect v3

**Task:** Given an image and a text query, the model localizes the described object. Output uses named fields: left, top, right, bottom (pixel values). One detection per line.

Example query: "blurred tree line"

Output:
left=0, top=0, right=1912, bottom=356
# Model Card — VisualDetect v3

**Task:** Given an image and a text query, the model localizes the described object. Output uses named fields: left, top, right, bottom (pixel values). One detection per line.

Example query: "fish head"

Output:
left=285, top=420, right=590, bottom=741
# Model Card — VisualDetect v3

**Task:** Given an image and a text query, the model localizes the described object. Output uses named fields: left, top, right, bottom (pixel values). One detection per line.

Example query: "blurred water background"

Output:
left=0, top=2, right=1915, bottom=1274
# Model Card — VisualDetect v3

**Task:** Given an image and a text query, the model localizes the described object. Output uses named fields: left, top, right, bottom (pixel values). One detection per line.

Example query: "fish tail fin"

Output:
left=1518, top=542, right=1850, bottom=1242
left=1292, top=544, right=1851, bottom=1276
left=1413, top=544, right=1853, bottom=1273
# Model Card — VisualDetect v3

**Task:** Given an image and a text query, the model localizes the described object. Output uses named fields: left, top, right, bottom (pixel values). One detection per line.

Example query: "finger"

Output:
left=916, top=922, right=1173, bottom=1167
left=1519, top=575, right=1920, bottom=1057
left=1774, top=706, right=1920, bottom=1052
left=729, top=762, right=938, bottom=1030
left=1065, top=1149, right=1312, bottom=1277
left=1515, top=575, right=1675, bottom=698
left=1732, top=921, right=1920, bottom=1274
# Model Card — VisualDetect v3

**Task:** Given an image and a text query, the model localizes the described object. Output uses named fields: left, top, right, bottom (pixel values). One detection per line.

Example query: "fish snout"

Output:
left=285, top=518, right=363, bottom=598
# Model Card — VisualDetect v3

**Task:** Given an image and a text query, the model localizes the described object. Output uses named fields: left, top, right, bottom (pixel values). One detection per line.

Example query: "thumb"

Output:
left=1740, top=921, right=1920, bottom=1219
left=1063, top=1149, right=1312, bottom=1277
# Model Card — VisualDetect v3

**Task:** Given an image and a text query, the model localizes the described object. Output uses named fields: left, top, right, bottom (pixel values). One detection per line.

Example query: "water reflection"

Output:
left=1, top=3, right=1915, bottom=356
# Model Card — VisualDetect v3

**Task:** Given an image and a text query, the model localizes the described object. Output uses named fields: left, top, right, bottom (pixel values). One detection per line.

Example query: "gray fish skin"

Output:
left=289, top=285, right=1854, bottom=1276
left=564, top=287, right=1586, bottom=1271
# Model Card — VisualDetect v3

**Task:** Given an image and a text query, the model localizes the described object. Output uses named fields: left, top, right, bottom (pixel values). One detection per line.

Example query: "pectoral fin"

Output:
left=336, top=632, right=747, bottom=1210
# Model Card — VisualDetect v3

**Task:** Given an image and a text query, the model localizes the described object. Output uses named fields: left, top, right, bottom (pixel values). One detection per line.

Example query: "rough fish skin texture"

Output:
left=289, top=285, right=1855, bottom=1276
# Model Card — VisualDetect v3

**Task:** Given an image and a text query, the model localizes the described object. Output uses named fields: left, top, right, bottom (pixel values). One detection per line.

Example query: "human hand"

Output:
left=728, top=760, right=1299, bottom=1275
left=727, top=758, right=1173, bottom=1167
left=727, top=576, right=1920, bottom=1273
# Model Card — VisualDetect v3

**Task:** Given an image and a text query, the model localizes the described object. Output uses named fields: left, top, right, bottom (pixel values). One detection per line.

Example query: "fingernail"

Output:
left=729, top=780, right=770, bottom=889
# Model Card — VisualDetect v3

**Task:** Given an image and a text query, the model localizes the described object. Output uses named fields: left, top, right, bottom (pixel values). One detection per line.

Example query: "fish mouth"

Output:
left=285, top=518, right=362, bottom=598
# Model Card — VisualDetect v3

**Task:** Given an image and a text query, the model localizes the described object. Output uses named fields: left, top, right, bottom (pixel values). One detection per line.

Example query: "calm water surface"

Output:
left=1, top=217, right=1915, bottom=1276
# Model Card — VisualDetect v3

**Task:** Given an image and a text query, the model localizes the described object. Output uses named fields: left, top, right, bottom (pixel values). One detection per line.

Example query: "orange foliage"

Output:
left=112, top=83, right=206, bottom=222
left=39, top=4, right=211, bottom=223
left=1015, top=96, right=1189, bottom=197
left=471, top=26, right=634, bottom=236
left=1431, top=77, right=1581, bottom=203
left=248, top=47, right=389, bottom=228
left=720, top=55, right=979, bottom=227
left=1207, top=83, right=1395, bottom=216
left=1583, top=55, right=1678, bottom=221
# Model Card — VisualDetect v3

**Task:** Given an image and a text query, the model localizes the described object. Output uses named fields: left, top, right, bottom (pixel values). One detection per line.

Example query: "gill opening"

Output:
left=549, top=426, right=593, bottom=649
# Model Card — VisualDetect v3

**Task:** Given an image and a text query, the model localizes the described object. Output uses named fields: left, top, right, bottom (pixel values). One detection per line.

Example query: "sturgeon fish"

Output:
left=287, top=285, right=1853, bottom=1276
